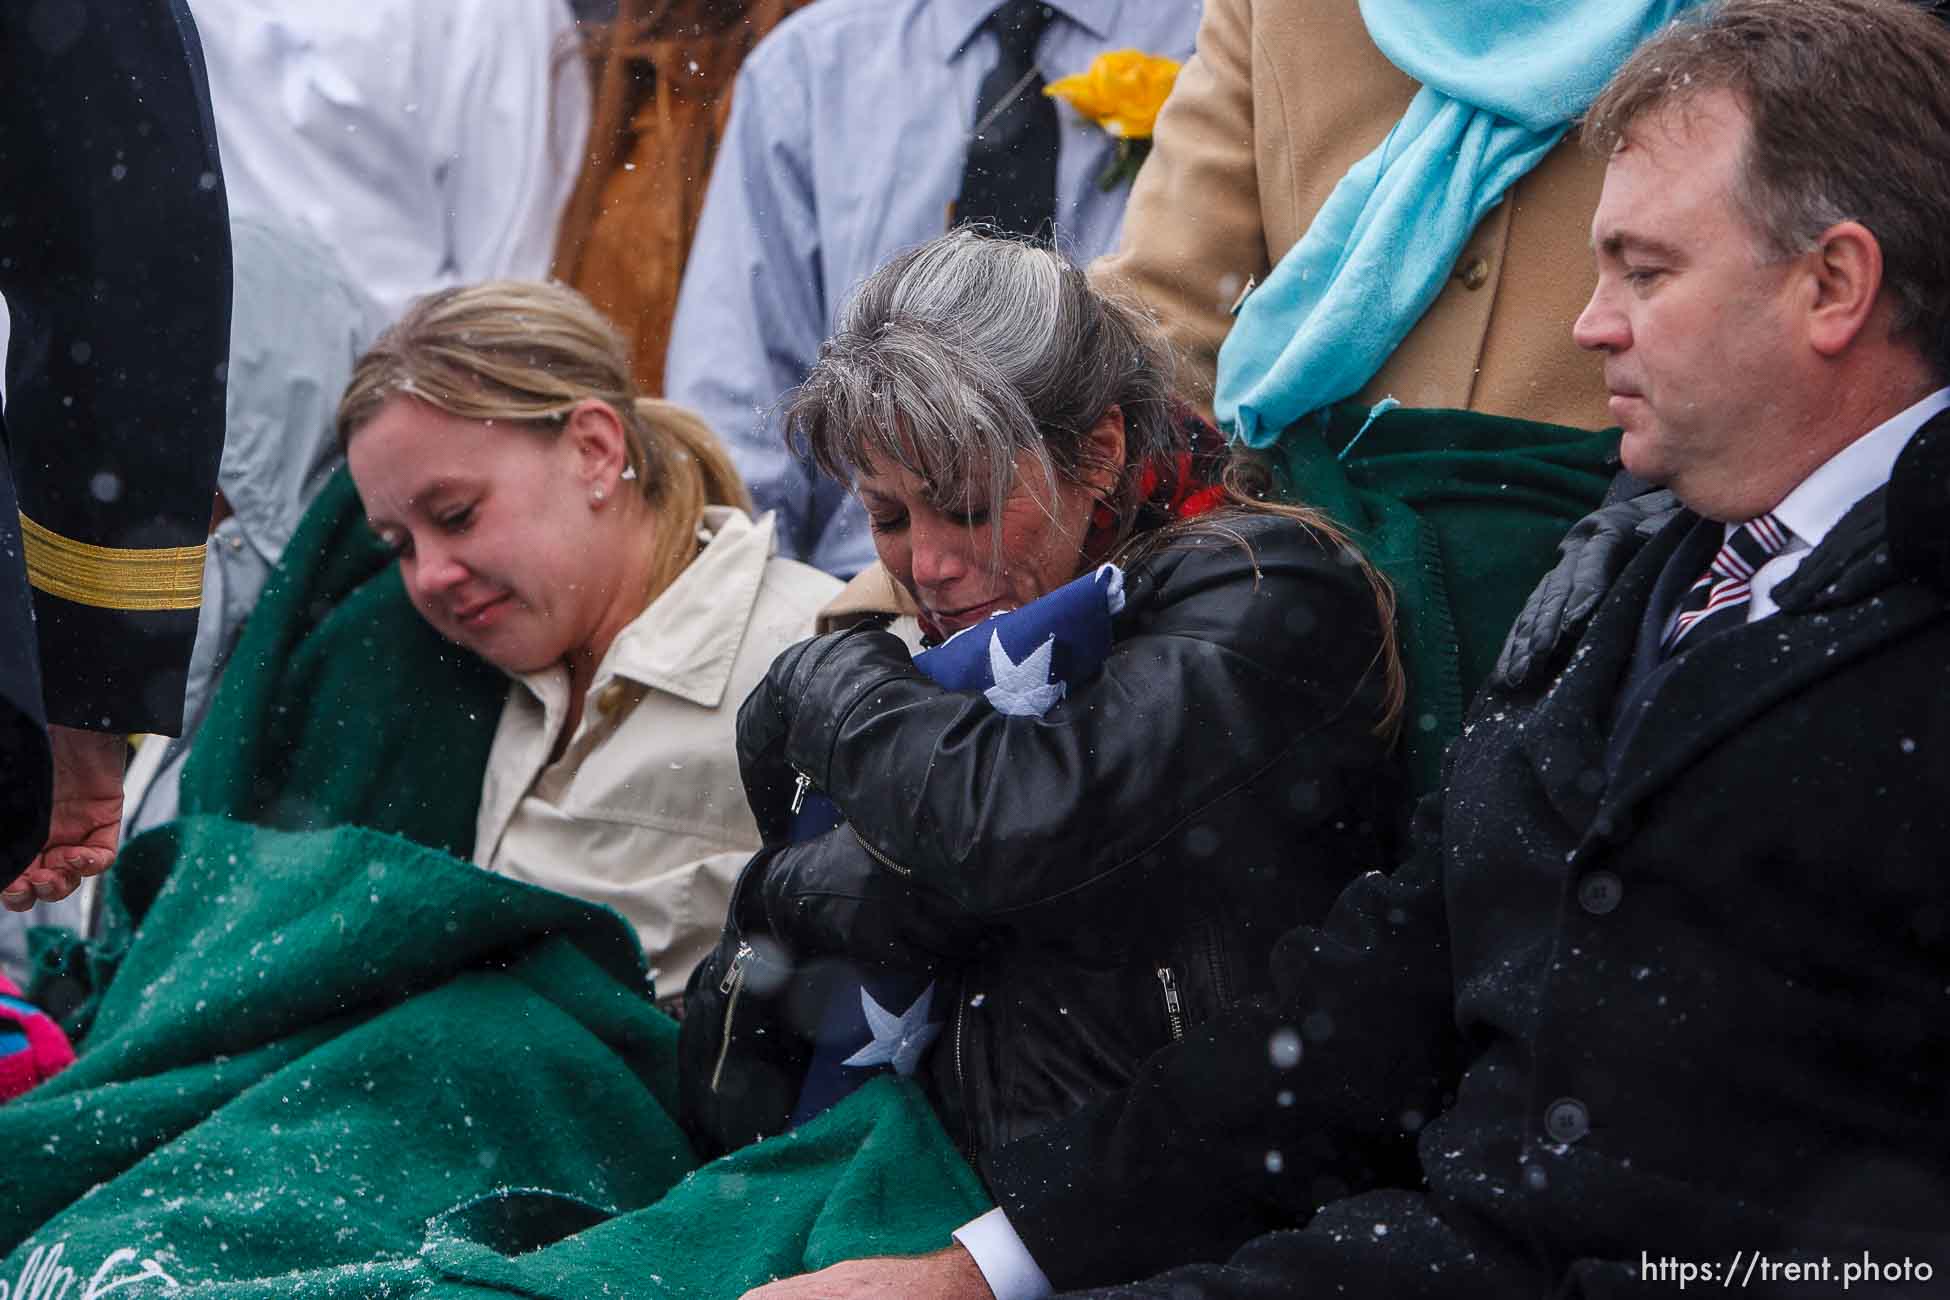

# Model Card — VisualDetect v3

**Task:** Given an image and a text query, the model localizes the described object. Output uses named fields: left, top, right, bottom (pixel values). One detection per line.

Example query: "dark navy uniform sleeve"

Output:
left=0, top=0, right=231, bottom=742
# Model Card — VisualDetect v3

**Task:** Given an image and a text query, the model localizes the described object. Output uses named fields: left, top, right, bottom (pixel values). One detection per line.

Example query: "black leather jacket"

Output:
left=691, top=512, right=1400, bottom=1159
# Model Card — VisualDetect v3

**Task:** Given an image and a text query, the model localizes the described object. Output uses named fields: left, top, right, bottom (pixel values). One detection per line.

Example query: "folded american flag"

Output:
left=785, top=564, right=1127, bottom=1126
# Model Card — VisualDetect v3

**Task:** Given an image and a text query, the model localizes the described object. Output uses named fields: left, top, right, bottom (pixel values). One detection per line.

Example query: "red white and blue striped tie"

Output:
left=1662, top=513, right=1793, bottom=655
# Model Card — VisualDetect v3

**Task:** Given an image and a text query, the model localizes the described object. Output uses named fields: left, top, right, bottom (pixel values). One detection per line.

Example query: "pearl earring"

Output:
left=590, top=487, right=606, bottom=507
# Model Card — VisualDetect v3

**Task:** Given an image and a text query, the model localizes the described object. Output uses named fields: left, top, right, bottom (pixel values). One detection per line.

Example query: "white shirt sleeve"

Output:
left=953, top=1207, right=1054, bottom=1300
left=663, top=46, right=831, bottom=565
left=434, top=0, right=590, bottom=283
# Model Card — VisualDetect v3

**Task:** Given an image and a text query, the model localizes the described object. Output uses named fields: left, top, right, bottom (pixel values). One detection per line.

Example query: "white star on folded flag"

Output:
left=840, top=981, right=942, bottom=1076
left=984, top=630, right=1064, bottom=716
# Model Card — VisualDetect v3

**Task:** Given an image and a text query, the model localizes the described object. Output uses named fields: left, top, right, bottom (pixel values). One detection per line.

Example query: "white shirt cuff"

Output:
left=953, top=1207, right=1053, bottom=1300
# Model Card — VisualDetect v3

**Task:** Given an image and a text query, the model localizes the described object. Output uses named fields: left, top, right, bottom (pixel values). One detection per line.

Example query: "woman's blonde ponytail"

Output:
left=631, top=397, right=755, bottom=601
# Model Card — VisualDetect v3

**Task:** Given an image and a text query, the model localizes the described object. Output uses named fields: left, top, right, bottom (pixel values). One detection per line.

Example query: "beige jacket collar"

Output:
left=816, top=560, right=921, bottom=633
left=514, top=506, right=777, bottom=719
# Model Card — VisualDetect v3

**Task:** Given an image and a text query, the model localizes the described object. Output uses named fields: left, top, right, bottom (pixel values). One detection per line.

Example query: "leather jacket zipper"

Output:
left=954, top=971, right=973, bottom=1151
left=955, top=981, right=968, bottom=1095
left=791, top=767, right=912, bottom=880
left=791, top=769, right=912, bottom=877
left=1198, top=920, right=1235, bottom=1009
left=710, top=941, right=755, bottom=1093
left=1156, top=965, right=1185, bottom=1041
left=852, top=828, right=913, bottom=877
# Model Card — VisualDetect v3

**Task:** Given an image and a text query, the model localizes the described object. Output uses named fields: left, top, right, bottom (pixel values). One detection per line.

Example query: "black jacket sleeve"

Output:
left=756, top=822, right=987, bottom=968
left=0, top=0, right=231, bottom=736
left=777, top=516, right=1391, bottom=921
left=981, top=792, right=1461, bottom=1291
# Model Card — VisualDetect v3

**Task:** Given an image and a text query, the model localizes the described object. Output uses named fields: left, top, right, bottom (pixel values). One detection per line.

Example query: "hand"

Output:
left=737, top=631, right=859, bottom=842
left=739, top=626, right=918, bottom=843
left=759, top=832, right=980, bottom=965
left=737, top=634, right=823, bottom=842
left=3, top=725, right=125, bottom=912
left=740, top=1245, right=994, bottom=1300
left=1492, top=485, right=1681, bottom=690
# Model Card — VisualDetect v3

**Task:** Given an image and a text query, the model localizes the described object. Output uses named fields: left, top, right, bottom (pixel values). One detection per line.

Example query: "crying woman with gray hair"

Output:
left=682, top=229, right=1406, bottom=1167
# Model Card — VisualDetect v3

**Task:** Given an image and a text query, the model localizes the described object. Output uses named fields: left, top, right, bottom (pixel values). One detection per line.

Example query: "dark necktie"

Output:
left=1661, top=512, right=1794, bottom=656
left=954, top=0, right=1060, bottom=241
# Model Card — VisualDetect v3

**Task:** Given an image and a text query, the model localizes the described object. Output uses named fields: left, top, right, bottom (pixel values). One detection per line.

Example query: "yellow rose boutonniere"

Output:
left=1044, top=49, right=1182, bottom=190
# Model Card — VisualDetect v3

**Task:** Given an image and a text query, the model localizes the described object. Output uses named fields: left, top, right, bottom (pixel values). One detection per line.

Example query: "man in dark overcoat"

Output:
left=0, top=1, right=230, bottom=908
left=743, top=1, right=1950, bottom=1296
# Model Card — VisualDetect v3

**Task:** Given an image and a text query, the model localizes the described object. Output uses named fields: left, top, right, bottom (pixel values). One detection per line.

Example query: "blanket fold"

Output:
left=1271, top=403, right=1619, bottom=796
left=0, top=816, right=986, bottom=1297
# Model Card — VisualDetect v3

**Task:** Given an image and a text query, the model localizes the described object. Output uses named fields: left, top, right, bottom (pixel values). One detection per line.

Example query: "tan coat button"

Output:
left=595, top=681, right=630, bottom=717
left=1459, top=256, right=1491, bottom=291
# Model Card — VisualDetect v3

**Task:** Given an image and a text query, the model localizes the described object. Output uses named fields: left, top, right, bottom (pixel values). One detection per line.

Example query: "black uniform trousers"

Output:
left=0, top=0, right=231, bottom=875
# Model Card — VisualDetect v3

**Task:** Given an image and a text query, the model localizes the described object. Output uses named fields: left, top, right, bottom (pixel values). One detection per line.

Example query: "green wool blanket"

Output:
left=0, top=817, right=987, bottom=1297
left=6, top=467, right=988, bottom=1296
left=29, top=466, right=507, bottom=1036
left=1272, top=404, right=1620, bottom=796
left=177, top=467, right=508, bottom=853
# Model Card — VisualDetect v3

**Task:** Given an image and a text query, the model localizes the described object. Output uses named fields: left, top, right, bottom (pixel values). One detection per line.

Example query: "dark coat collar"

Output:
left=1513, top=511, right=1688, bottom=832
left=1516, top=485, right=1946, bottom=841
left=1885, top=408, right=1950, bottom=594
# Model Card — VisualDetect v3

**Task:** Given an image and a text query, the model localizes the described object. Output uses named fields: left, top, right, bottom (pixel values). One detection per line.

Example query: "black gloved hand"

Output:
left=758, top=827, right=984, bottom=968
left=736, top=628, right=889, bottom=843
left=736, top=636, right=817, bottom=845
left=1492, top=481, right=1682, bottom=690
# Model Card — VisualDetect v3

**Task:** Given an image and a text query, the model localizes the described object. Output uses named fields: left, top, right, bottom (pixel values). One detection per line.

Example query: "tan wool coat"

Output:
left=1093, top=0, right=1613, bottom=433
left=473, top=507, right=839, bottom=999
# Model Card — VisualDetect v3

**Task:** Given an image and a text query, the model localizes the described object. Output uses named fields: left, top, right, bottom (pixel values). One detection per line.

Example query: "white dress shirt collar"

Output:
left=1737, top=386, right=1950, bottom=623
left=1769, top=386, right=1950, bottom=551
left=935, top=0, right=1121, bottom=60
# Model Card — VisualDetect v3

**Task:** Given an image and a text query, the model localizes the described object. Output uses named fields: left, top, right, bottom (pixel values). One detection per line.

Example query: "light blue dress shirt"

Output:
left=665, top=0, right=1203, bottom=577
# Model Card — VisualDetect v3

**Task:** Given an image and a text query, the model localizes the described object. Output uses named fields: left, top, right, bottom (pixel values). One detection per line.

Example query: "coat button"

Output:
left=1459, top=256, right=1491, bottom=290
left=1577, top=871, right=1623, bottom=915
left=594, top=681, right=630, bottom=717
left=1544, top=1097, right=1590, bottom=1144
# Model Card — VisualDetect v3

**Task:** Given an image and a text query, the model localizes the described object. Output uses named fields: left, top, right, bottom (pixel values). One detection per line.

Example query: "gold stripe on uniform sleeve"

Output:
left=18, top=511, right=206, bottom=611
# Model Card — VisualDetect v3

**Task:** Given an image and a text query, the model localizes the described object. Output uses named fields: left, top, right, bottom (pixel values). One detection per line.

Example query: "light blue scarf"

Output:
left=1216, top=0, right=1703, bottom=448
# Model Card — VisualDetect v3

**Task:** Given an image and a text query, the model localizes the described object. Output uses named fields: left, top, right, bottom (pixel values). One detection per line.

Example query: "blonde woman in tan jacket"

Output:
left=338, top=281, right=839, bottom=1004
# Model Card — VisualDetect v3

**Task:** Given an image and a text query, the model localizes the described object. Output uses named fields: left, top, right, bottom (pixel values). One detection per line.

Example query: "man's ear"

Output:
left=1805, top=220, right=1885, bottom=358
left=563, top=398, right=630, bottom=488
left=1080, top=404, right=1127, bottom=495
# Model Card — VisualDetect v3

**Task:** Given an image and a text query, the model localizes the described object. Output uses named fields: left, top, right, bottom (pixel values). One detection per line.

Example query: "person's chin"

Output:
left=1615, top=425, right=1673, bottom=486
left=480, top=642, right=556, bottom=677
